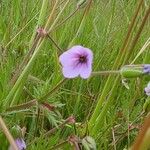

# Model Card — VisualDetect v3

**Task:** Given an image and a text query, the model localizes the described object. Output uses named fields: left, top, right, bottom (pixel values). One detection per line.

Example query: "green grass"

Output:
left=0, top=0, right=150, bottom=149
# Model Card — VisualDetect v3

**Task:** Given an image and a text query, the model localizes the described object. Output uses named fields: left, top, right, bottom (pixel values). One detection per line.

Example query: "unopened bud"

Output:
left=120, top=65, right=143, bottom=78
left=144, top=82, right=150, bottom=96
left=11, top=125, right=22, bottom=138
left=67, top=116, right=76, bottom=124
left=37, top=27, right=47, bottom=37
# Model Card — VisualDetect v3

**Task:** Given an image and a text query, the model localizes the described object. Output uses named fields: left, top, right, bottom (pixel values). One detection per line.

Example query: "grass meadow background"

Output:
left=0, top=0, right=150, bottom=149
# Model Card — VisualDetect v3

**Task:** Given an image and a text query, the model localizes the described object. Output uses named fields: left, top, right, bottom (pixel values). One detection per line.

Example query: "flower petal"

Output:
left=59, top=45, right=93, bottom=79
left=79, top=64, right=92, bottom=79
left=145, top=82, right=150, bottom=96
left=16, top=139, right=26, bottom=149
left=143, top=64, right=150, bottom=74
left=9, top=138, right=26, bottom=150
left=62, top=66, right=80, bottom=78
left=145, top=87, right=150, bottom=96
left=59, top=51, right=76, bottom=67
left=85, top=48, right=93, bottom=63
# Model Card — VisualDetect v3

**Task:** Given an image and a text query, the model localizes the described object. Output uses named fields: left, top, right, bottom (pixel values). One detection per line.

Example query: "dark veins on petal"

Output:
left=79, top=55, right=87, bottom=63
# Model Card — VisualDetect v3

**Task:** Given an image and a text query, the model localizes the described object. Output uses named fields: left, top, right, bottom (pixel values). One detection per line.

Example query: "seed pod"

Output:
left=120, top=65, right=143, bottom=78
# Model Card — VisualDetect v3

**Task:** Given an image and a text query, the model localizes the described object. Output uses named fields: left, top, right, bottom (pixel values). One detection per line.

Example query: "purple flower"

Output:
left=143, top=64, right=150, bottom=74
left=144, top=82, right=150, bottom=96
left=59, top=45, right=93, bottom=79
left=9, top=138, right=26, bottom=150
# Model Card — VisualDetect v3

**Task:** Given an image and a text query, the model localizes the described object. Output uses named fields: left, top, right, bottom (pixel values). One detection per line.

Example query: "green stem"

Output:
left=29, top=0, right=50, bottom=48
left=50, top=141, right=68, bottom=150
left=0, top=116, right=18, bottom=150
left=73, top=81, right=83, bottom=115
left=47, top=34, right=63, bottom=53
left=90, top=0, right=149, bottom=138
left=88, top=0, right=144, bottom=133
left=40, top=78, right=67, bottom=101
left=91, top=77, right=119, bottom=135
left=11, top=35, right=40, bottom=85
left=53, top=7, right=79, bottom=31
left=6, top=100, right=37, bottom=112
left=5, top=0, right=69, bottom=107
left=48, top=0, right=70, bottom=33
left=44, top=0, right=59, bottom=31
left=38, top=0, right=49, bottom=27
left=68, top=0, right=92, bottom=48
left=123, top=6, right=150, bottom=64
left=91, top=70, right=120, bottom=76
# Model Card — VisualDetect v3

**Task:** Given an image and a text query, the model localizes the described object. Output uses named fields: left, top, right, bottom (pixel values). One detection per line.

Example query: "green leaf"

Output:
left=82, top=136, right=96, bottom=150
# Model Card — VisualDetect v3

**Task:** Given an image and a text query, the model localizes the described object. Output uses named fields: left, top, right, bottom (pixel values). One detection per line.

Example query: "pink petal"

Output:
left=69, top=45, right=86, bottom=54
left=59, top=45, right=93, bottom=79
left=86, top=49, right=93, bottom=64
left=9, top=138, right=26, bottom=150
left=59, top=51, right=77, bottom=67
left=79, top=64, right=92, bottom=79
left=145, top=83, right=150, bottom=96
left=59, top=45, right=83, bottom=67
left=62, top=66, right=80, bottom=78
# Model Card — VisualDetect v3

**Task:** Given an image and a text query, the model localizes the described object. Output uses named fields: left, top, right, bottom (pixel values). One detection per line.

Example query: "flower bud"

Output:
left=144, top=82, right=150, bottom=96
left=120, top=65, right=143, bottom=78
left=143, top=64, right=150, bottom=74
left=11, top=125, right=22, bottom=139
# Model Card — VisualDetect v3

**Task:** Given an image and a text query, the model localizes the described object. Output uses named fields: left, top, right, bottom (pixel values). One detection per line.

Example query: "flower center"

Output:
left=79, top=55, right=87, bottom=63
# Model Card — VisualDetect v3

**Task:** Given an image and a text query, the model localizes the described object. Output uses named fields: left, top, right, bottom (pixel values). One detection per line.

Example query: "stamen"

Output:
left=79, top=55, right=87, bottom=63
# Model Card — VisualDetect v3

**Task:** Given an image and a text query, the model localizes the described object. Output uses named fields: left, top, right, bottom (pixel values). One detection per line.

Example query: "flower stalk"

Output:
left=5, top=0, right=70, bottom=107
left=0, top=116, right=18, bottom=150
left=68, top=0, right=92, bottom=47
left=88, top=0, right=145, bottom=137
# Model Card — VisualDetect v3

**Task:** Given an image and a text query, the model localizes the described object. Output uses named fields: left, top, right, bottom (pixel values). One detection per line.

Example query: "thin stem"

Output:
left=53, top=7, right=79, bottom=31
left=28, top=116, right=73, bottom=145
left=91, top=77, right=119, bottom=135
left=5, top=12, right=39, bottom=49
left=49, top=140, right=68, bottom=150
left=91, top=70, right=120, bottom=76
left=44, top=0, right=59, bottom=30
left=38, top=0, right=49, bottom=27
left=132, top=116, right=150, bottom=150
left=0, top=116, right=18, bottom=150
left=91, top=2, right=149, bottom=138
left=131, top=37, right=150, bottom=64
left=124, top=6, right=150, bottom=64
left=40, top=78, right=67, bottom=101
left=47, top=34, right=63, bottom=53
left=88, top=0, right=144, bottom=130
left=8, top=1, right=58, bottom=104
left=48, top=0, right=70, bottom=33
left=112, top=127, right=117, bottom=150
left=68, top=0, right=93, bottom=48
left=44, top=119, right=69, bottom=137
left=5, top=0, right=69, bottom=106
left=6, top=99, right=37, bottom=112
left=10, top=35, right=41, bottom=85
